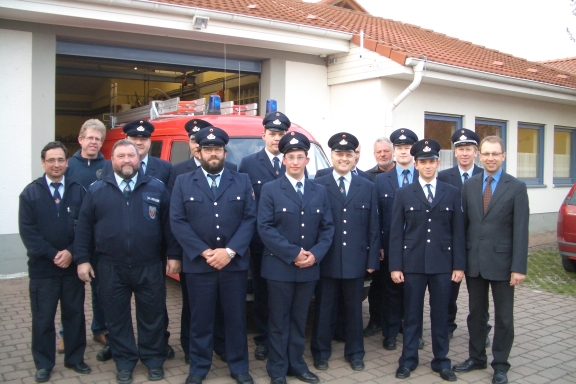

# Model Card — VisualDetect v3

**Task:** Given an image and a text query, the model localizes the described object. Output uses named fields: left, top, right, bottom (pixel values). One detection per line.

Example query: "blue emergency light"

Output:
left=208, top=94, right=221, bottom=115
left=266, top=99, right=277, bottom=114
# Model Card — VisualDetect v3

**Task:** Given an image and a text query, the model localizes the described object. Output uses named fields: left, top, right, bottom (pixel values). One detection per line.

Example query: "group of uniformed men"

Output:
left=19, top=109, right=528, bottom=384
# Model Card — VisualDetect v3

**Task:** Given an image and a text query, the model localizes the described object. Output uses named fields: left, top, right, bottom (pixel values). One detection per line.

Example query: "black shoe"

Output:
left=313, top=359, right=328, bottom=370
left=65, top=362, right=91, bottom=374
left=184, top=354, right=192, bottom=365
left=395, top=366, right=413, bottom=379
left=166, top=344, right=175, bottom=359
left=270, top=378, right=287, bottom=384
left=215, top=351, right=227, bottom=362
left=486, top=336, right=491, bottom=348
left=418, top=337, right=425, bottom=349
left=185, top=374, right=205, bottom=384
left=350, top=359, right=364, bottom=371
left=254, top=344, right=269, bottom=360
left=295, top=371, right=320, bottom=383
left=363, top=322, right=381, bottom=337
left=148, top=367, right=164, bottom=381
left=231, top=373, right=254, bottom=384
left=97, top=345, right=112, bottom=362
left=116, top=370, right=133, bottom=384
left=383, top=336, right=397, bottom=350
left=439, top=368, right=457, bottom=381
left=35, top=369, right=51, bottom=383
left=452, top=359, right=487, bottom=372
left=492, top=370, right=508, bottom=384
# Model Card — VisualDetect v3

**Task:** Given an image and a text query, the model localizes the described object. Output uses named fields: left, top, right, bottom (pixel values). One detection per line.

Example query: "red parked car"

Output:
left=557, top=183, right=576, bottom=272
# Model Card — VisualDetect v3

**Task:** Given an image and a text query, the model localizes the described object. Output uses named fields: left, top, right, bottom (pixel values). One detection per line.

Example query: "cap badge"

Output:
left=137, top=126, right=145, bottom=131
left=342, top=134, right=346, bottom=138
left=193, top=127, right=200, bottom=133
left=209, top=128, right=214, bottom=132
left=461, top=130, right=465, bottom=133
left=140, top=121, right=143, bottom=124
left=291, top=132, right=295, bottom=136
left=272, top=119, right=281, bottom=125
left=423, top=146, right=431, bottom=152
left=207, top=133, right=216, bottom=140
left=401, top=129, right=405, bottom=133
left=399, top=134, right=406, bottom=140
left=339, top=139, right=348, bottom=145
left=276, top=113, right=280, bottom=116
left=290, top=138, right=299, bottom=145
left=459, top=135, right=467, bottom=140
left=425, top=141, right=429, bottom=144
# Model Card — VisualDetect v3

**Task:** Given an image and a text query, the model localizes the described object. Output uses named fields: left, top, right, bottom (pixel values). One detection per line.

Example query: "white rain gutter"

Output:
left=78, top=0, right=353, bottom=40
left=385, top=60, right=424, bottom=136
left=405, top=57, right=576, bottom=97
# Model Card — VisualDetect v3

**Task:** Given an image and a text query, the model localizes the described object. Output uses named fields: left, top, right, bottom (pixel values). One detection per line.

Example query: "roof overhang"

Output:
left=1, top=0, right=352, bottom=55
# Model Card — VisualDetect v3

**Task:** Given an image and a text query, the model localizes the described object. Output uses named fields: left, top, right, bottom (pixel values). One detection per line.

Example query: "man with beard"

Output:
left=258, top=132, right=334, bottom=384
left=74, top=140, right=181, bottom=384
left=167, top=118, right=236, bottom=365
left=363, top=137, right=395, bottom=337
left=170, top=127, right=256, bottom=384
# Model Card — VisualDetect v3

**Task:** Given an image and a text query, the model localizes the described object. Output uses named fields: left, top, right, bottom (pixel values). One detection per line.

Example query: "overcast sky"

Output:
left=344, top=0, right=576, bottom=62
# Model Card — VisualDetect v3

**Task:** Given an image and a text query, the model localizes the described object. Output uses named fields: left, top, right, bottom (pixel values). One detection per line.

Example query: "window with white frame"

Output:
left=554, top=127, right=575, bottom=185
left=424, top=114, right=462, bottom=171
left=517, top=123, right=544, bottom=185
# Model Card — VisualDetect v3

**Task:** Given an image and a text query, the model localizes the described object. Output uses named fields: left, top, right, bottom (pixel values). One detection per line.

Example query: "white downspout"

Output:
left=385, top=60, right=425, bottom=137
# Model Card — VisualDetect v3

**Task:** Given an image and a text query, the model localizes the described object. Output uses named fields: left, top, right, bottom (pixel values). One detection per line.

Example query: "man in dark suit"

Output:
left=238, top=111, right=291, bottom=361
left=258, top=132, right=334, bottom=384
left=389, top=139, right=465, bottom=381
left=170, top=127, right=257, bottom=384
left=374, top=129, right=422, bottom=351
left=167, top=118, right=235, bottom=364
left=75, top=140, right=181, bottom=384
left=310, top=133, right=379, bottom=372
left=19, top=141, right=91, bottom=383
left=453, top=136, right=529, bottom=384
left=364, top=137, right=395, bottom=337
left=438, top=129, right=491, bottom=346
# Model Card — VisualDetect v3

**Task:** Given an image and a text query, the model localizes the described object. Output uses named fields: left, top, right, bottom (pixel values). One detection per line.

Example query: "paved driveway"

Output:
left=1, top=272, right=575, bottom=384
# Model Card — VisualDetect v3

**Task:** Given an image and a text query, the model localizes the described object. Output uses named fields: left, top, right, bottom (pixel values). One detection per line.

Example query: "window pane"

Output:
left=170, top=141, right=190, bottom=165
left=517, top=128, right=539, bottom=178
left=307, top=143, right=330, bottom=178
left=554, top=131, right=572, bottom=178
left=425, top=119, right=456, bottom=171
left=227, top=138, right=264, bottom=166
left=476, top=123, right=502, bottom=140
left=150, top=141, right=163, bottom=158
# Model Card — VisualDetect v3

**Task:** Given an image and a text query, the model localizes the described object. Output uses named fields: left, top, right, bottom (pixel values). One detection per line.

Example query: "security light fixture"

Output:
left=192, top=15, right=209, bottom=30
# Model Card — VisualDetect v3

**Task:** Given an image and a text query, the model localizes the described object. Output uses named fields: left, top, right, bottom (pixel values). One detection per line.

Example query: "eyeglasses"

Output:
left=479, top=152, right=503, bottom=158
left=44, top=158, right=66, bottom=164
left=285, top=156, right=307, bottom=162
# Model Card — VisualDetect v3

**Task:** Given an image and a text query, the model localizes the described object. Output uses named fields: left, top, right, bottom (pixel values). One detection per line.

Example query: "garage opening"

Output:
left=55, top=40, right=261, bottom=154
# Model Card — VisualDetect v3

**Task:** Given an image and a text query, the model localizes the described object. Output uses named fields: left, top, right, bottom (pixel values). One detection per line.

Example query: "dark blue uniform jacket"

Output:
left=65, top=151, right=106, bottom=187
left=19, top=176, right=86, bottom=279
left=170, top=168, right=256, bottom=273
left=438, top=165, right=483, bottom=190
left=388, top=180, right=466, bottom=274
left=313, top=173, right=380, bottom=278
left=257, top=176, right=335, bottom=282
left=73, top=170, right=180, bottom=266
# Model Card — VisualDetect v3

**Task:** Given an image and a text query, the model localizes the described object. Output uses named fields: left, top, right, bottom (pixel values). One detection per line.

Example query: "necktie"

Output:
left=402, top=169, right=409, bottom=185
left=273, top=157, right=280, bottom=175
left=339, top=176, right=347, bottom=198
left=426, top=184, right=434, bottom=205
left=122, top=179, right=132, bottom=199
left=463, top=172, right=469, bottom=183
left=483, top=176, right=493, bottom=214
left=296, top=181, right=303, bottom=201
left=51, top=182, right=62, bottom=215
left=141, top=161, right=146, bottom=174
left=208, top=174, right=220, bottom=197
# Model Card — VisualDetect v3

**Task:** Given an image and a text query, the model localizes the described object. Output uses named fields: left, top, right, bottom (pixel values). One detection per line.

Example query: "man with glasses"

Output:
left=64, top=119, right=108, bottom=358
left=258, top=132, right=334, bottom=384
left=453, top=136, right=529, bottom=384
left=170, top=127, right=256, bottom=384
left=19, top=141, right=91, bottom=383
left=438, top=129, right=492, bottom=347
left=74, top=139, right=180, bottom=383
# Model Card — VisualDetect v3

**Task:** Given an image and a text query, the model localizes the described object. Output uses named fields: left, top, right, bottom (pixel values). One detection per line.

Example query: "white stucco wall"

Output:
left=0, top=29, right=32, bottom=235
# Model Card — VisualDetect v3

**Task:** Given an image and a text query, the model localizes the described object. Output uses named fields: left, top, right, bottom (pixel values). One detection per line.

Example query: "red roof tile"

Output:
left=154, top=0, right=576, bottom=90
left=541, top=57, right=576, bottom=75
